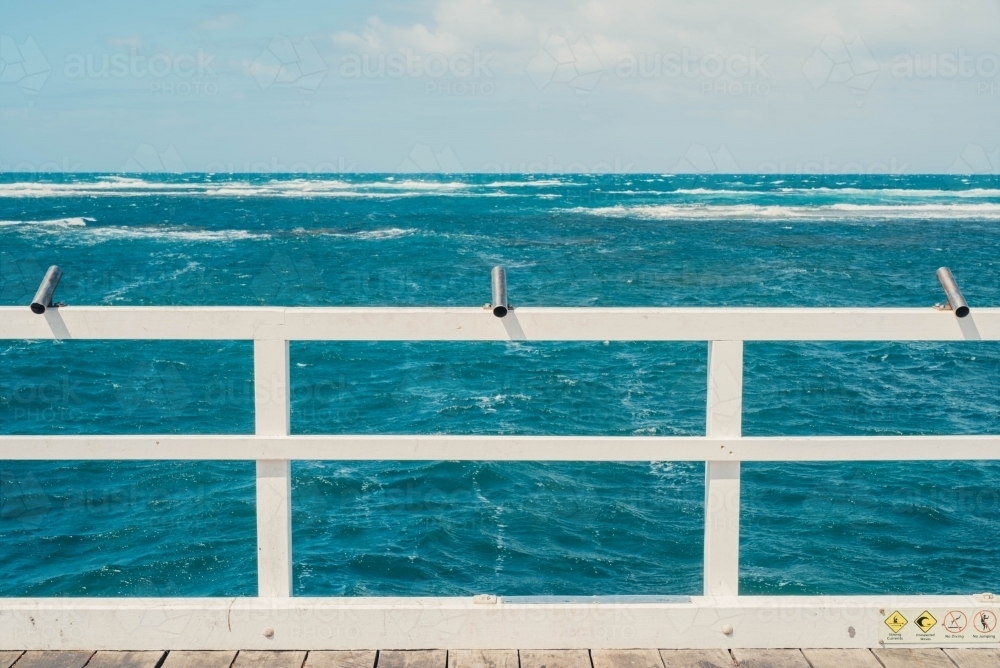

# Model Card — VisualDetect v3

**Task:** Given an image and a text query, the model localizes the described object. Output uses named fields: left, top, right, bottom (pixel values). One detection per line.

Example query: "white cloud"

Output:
left=330, top=0, right=1000, bottom=77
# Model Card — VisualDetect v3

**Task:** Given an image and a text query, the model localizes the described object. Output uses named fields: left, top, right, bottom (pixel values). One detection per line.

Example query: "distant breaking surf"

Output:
left=567, top=203, right=1000, bottom=221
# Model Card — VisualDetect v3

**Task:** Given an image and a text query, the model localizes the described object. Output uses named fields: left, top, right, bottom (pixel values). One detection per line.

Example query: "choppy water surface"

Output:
left=1, top=173, right=998, bottom=597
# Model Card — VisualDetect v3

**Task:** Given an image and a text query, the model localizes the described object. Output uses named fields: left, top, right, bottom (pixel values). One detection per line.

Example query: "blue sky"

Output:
left=1, top=0, right=998, bottom=173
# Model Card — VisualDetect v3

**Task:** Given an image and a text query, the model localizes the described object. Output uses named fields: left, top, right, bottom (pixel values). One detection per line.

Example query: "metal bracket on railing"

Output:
left=489, top=266, right=509, bottom=317
left=30, top=265, right=64, bottom=314
left=935, top=267, right=969, bottom=318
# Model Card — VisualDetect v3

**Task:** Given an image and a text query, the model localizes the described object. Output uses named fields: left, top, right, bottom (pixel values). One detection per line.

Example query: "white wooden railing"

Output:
left=1, top=305, right=999, bottom=650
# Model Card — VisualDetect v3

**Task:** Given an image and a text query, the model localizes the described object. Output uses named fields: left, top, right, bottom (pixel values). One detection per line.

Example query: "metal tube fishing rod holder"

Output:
left=490, top=266, right=508, bottom=317
left=30, top=265, right=63, bottom=314
left=936, top=267, right=969, bottom=318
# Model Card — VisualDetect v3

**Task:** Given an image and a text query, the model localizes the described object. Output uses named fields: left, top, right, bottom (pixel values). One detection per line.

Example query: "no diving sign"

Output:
left=884, top=608, right=998, bottom=644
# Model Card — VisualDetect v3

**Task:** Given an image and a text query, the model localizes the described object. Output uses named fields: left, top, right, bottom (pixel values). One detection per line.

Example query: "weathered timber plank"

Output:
left=87, top=651, right=167, bottom=668
left=660, top=650, right=734, bottom=668
left=305, top=651, right=377, bottom=668
left=873, top=649, right=957, bottom=668
left=592, top=650, right=664, bottom=668
left=377, top=651, right=447, bottom=668
left=801, top=649, right=881, bottom=668
left=12, top=652, right=95, bottom=668
left=519, top=650, right=591, bottom=668
left=944, top=649, right=1000, bottom=668
left=232, top=651, right=307, bottom=668
left=731, top=650, right=809, bottom=668
left=448, top=650, right=519, bottom=668
left=0, top=653, right=23, bottom=668
left=160, top=651, right=239, bottom=668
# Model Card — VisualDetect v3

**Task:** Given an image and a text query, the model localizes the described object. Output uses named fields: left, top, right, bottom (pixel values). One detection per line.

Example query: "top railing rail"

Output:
left=1, top=305, right=997, bottom=341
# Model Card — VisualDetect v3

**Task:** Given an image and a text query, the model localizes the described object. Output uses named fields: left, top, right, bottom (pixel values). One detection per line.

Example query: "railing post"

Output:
left=254, top=338, right=292, bottom=598
left=704, top=340, right=743, bottom=596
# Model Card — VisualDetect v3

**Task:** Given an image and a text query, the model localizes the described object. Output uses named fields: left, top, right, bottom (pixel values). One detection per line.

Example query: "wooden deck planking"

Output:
left=305, top=651, right=378, bottom=668
left=519, top=650, right=592, bottom=668
left=377, top=651, right=448, bottom=668
left=231, top=651, right=308, bottom=668
left=660, top=649, right=734, bottom=668
left=944, top=649, right=1000, bottom=668
left=87, top=651, right=168, bottom=668
left=3, top=647, right=999, bottom=668
left=0, top=653, right=23, bottom=668
left=731, top=649, right=809, bottom=668
left=160, top=651, right=239, bottom=668
left=800, top=649, right=882, bottom=668
left=592, top=649, right=664, bottom=668
left=11, top=651, right=96, bottom=668
left=873, top=649, right=958, bottom=668
left=448, top=650, right=519, bottom=668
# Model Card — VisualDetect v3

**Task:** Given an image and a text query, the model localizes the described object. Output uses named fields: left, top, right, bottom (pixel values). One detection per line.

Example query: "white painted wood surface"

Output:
left=3, top=595, right=994, bottom=651
left=1, top=306, right=997, bottom=342
left=704, top=341, right=743, bottom=596
left=254, top=339, right=292, bottom=598
left=1, top=434, right=998, bottom=461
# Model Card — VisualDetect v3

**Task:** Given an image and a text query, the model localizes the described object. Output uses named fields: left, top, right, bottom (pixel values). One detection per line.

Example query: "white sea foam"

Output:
left=0, top=217, right=94, bottom=227
left=81, top=227, right=271, bottom=242
left=653, top=187, right=1000, bottom=197
left=2, top=216, right=270, bottom=242
left=482, top=179, right=573, bottom=188
left=0, top=178, right=475, bottom=198
left=298, top=227, right=418, bottom=240
left=567, top=203, right=1000, bottom=221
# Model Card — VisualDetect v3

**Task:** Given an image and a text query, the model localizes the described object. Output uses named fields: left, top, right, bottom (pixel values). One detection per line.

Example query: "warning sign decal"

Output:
left=885, top=611, right=907, bottom=633
left=944, top=611, right=968, bottom=633
left=973, top=610, right=997, bottom=634
left=882, top=608, right=999, bottom=644
left=915, top=611, right=937, bottom=633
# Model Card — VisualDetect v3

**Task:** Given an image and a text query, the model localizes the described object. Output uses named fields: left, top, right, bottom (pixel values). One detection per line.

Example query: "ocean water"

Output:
left=1, top=173, right=999, bottom=598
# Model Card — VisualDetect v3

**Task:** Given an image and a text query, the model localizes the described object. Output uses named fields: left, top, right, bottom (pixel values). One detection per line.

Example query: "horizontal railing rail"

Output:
left=1, top=435, right=999, bottom=461
left=1, top=305, right=997, bottom=340
left=1, top=304, right=998, bottom=649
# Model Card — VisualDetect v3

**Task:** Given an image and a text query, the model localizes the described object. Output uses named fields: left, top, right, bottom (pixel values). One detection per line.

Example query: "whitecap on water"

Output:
left=565, top=202, right=1000, bottom=221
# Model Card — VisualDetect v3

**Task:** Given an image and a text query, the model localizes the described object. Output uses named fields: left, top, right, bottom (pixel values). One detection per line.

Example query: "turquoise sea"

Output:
left=0, top=173, right=998, bottom=597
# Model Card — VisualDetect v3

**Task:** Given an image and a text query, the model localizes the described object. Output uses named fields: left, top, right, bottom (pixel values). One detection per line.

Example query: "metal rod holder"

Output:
left=491, top=266, right=508, bottom=318
left=936, top=267, right=969, bottom=318
left=30, top=265, right=63, bottom=314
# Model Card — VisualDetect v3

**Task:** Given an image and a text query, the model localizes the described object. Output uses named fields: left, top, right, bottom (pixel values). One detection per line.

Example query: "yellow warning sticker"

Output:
left=885, top=611, right=907, bottom=633
left=915, top=610, right=938, bottom=633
